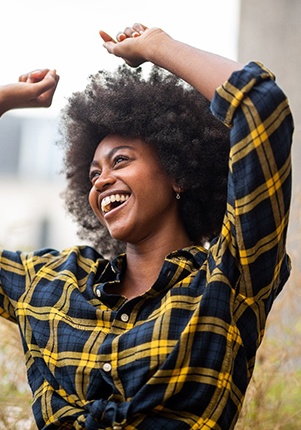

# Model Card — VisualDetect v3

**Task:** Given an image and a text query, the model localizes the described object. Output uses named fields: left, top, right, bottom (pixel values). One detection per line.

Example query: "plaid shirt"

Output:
left=0, top=62, right=293, bottom=430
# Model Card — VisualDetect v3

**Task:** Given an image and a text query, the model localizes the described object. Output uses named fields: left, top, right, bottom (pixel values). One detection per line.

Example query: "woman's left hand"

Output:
left=99, top=23, right=165, bottom=68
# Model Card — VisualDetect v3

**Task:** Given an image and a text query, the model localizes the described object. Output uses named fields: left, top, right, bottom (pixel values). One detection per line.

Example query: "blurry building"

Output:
left=0, top=113, right=81, bottom=251
left=238, top=0, right=301, bottom=288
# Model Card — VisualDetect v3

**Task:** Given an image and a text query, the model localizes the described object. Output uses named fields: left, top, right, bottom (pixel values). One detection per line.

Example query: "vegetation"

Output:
left=0, top=319, right=35, bottom=429
left=237, top=191, right=301, bottom=429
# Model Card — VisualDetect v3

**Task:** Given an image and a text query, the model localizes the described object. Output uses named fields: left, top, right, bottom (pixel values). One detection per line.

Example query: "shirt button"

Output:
left=120, top=313, right=129, bottom=322
left=96, top=289, right=101, bottom=298
left=102, top=363, right=112, bottom=372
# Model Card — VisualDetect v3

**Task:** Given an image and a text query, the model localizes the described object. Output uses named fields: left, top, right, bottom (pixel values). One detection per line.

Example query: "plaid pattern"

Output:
left=0, top=62, right=293, bottom=429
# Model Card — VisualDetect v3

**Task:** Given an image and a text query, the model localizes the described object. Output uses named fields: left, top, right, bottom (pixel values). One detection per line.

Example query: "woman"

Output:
left=0, top=24, right=293, bottom=429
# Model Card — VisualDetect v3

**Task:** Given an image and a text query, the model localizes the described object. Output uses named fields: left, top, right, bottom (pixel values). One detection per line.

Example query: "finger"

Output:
left=18, top=69, right=49, bottom=83
left=99, top=30, right=116, bottom=43
left=116, top=32, right=127, bottom=42
left=117, top=26, right=141, bottom=41
left=27, top=69, right=50, bottom=83
left=38, top=87, right=57, bottom=107
left=33, top=72, right=59, bottom=106
left=46, top=70, right=60, bottom=86
left=122, top=26, right=135, bottom=37
left=19, top=73, right=29, bottom=83
left=18, top=70, right=41, bottom=82
left=132, top=23, right=148, bottom=34
left=31, top=69, right=50, bottom=77
left=33, top=70, right=59, bottom=96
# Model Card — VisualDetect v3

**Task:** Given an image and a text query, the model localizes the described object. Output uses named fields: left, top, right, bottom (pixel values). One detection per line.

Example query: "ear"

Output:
left=172, top=183, right=182, bottom=194
left=172, top=184, right=183, bottom=201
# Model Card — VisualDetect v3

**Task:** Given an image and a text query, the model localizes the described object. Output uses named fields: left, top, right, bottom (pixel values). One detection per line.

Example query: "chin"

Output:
left=109, top=230, right=140, bottom=246
left=108, top=228, right=128, bottom=243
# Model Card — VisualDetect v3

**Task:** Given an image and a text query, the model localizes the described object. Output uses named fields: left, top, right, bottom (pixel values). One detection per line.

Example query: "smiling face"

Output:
left=88, top=135, right=186, bottom=246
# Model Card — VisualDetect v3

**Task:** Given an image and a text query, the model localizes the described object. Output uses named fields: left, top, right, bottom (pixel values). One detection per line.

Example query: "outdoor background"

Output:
left=0, top=0, right=300, bottom=428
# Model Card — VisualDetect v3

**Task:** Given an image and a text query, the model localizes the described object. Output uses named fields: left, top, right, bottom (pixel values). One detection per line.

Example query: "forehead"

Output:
left=91, top=134, right=173, bottom=182
left=93, top=135, right=155, bottom=158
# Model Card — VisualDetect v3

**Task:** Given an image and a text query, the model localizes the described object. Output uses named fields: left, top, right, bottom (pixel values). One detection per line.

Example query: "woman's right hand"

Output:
left=0, top=69, right=59, bottom=116
left=17, top=68, right=59, bottom=107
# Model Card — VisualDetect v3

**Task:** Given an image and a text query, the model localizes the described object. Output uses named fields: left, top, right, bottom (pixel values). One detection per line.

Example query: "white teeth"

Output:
left=101, top=194, right=129, bottom=213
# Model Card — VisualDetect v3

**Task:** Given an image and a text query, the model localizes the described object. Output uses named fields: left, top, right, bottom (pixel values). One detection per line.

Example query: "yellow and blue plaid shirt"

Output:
left=0, top=62, right=293, bottom=429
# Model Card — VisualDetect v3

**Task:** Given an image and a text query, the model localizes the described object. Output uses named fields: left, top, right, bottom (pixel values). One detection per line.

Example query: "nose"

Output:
left=93, top=168, right=116, bottom=191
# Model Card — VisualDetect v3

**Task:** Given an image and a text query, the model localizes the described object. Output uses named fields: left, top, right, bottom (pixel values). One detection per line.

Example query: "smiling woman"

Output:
left=88, top=135, right=190, bottom=294
left=61, top=65, right=229, bottom=256
left=0, top=21, right=294, bottom=430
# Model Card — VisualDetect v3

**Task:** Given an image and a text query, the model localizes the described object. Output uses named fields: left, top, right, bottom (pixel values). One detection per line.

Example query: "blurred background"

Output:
left=0, top=0, right=300, bottom=428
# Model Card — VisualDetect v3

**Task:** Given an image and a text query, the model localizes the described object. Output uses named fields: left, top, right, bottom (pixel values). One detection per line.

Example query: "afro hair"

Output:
left=58, top=65, right=230, bottom=256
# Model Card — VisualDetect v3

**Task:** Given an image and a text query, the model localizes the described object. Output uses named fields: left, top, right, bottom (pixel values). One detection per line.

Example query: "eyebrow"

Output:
left=89, top=145, right=135, bottom=168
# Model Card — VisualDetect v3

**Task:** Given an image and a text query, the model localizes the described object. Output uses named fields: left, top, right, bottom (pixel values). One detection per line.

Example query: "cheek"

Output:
left=89, top=188, right=106, bottom=226
left=88, top=187, right=94, bottom=208
left=88, top=187, right=99, bottom=215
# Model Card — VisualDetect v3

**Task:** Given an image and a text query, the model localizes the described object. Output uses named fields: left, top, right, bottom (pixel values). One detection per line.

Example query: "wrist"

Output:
left=143, top=29, right=173, bottom=66
left=0, top=85, right=12, bottom=117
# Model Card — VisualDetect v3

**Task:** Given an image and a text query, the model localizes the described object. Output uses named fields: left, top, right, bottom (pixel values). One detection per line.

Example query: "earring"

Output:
left=176, top=192, right=181, bottom=200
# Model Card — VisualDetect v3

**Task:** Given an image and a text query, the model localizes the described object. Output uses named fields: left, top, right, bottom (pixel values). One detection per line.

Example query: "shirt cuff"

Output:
left=210, top=61, right=275, bottom=128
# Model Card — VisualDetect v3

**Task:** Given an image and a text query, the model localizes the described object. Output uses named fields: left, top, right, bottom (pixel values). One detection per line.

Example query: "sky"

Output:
left=0, top=0, right=240, bottom=116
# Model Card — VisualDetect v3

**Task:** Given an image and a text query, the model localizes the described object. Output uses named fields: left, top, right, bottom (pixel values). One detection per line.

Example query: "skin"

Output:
left=99, top=23, right=243, bottom=101
left=0, top=69, right=59, bottom=117
left=89, top=135, right=191, bottom=298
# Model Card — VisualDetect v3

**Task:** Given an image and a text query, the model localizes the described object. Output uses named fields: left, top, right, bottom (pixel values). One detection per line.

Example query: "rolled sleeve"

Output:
left=210, top=62, right=293, bottom=300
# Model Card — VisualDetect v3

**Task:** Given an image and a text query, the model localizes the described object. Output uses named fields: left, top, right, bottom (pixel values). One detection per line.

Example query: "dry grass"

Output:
left=0, top=319, right=35, bottom=429
left=237, top=190, right=301, bottom=429
left=236, top=287, right=301, bottom=429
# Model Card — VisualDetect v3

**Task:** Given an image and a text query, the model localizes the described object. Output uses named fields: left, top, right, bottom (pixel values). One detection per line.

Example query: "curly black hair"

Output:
left=58, top=65, right=230, bottom=256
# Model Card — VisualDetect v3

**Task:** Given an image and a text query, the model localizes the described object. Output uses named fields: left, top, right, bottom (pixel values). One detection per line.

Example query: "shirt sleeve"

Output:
left=0, top=248, right=61, bottom=322
left=210, top=61, right=293, bottom=302
left=0, top=250, right=28, bottom=321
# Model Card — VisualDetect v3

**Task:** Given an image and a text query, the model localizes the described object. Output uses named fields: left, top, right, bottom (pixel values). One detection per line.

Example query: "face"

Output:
left=88, top=135, right=181, bottom=245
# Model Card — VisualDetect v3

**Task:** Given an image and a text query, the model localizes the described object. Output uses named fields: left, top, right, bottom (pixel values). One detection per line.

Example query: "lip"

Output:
left=98, top=191, right=131, bottom=217
left=103, top=198, right=129, bottom=219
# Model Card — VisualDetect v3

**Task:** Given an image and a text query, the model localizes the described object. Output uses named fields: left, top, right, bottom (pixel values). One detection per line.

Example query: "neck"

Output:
left=121, top=229, right=191, bottom=299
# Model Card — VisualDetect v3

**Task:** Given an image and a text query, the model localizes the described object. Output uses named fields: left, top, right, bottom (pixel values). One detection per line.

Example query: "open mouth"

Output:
left=101, top=194, right=130, bottom=214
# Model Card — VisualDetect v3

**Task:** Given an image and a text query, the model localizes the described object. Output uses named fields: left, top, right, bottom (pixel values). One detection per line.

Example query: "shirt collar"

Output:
left=95, top=245, right=208, bottom=300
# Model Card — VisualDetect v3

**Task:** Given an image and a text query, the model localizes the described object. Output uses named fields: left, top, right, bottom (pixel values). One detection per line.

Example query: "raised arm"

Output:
left=0, top=69, right=59, bottom=117
left=100, top=24, right=243, bottom=101
left=100, top=23, right=293, bottom=302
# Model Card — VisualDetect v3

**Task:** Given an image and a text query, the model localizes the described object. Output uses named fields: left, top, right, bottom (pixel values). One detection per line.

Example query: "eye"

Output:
left=89, top=169, right=101, bottom=184
left=113, top=155, right=129, bottom=166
